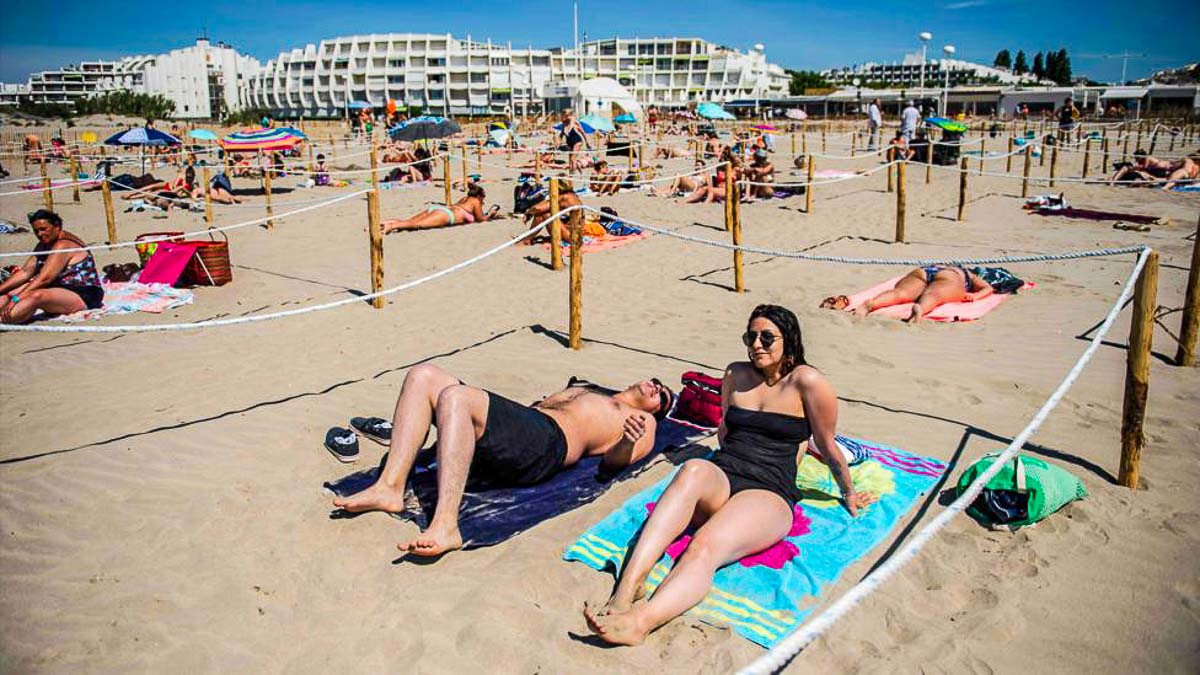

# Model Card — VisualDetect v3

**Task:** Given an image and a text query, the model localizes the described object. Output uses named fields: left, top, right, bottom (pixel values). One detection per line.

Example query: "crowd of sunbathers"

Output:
left=1109, top=149, right=1200, bottom=190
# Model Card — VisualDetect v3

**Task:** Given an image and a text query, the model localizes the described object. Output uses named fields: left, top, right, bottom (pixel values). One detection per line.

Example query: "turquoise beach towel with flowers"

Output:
left=564, top=436, right=947, bottom=648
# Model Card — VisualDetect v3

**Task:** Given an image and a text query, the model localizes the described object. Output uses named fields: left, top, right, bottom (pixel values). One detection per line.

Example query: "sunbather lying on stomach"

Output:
left=852, top=264, right=993, bottom=323
left=331, top=363, right=674, bottom=557
left=381, top=184, right=499, bottom=233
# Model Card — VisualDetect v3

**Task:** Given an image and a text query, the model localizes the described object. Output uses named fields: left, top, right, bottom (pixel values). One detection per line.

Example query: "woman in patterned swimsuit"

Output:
left=0, top=209, right=104, bottom=324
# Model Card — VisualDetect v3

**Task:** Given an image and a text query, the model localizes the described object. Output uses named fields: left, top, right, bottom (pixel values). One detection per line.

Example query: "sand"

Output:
left=1, top=127, right=1198, bottom=673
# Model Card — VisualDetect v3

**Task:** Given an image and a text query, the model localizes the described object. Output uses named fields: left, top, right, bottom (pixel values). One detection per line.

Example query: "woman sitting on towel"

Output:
left=381, top=183, right=499, bottom=233
left=682, top=148, right=739, bottom=203
left=191, top=169, right=241, bottom=204
left=584, top=304, right=876, bottom=646
left=589, top=160, right=623, bottom=195
left=853, top=265, right=993, bottom=323
left=0, top=210, right=104, bottom=324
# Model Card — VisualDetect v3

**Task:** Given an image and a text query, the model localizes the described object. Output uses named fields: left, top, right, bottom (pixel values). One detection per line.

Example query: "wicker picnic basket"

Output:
left=180, top=229, right=233, bottom=286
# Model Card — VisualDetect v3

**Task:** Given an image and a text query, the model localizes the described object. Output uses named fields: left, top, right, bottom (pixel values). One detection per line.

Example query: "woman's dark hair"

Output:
left=467, top=183, right=485, bottom=199
left=27, top=209, right=62, bottom=227
left=748, top=304, right=806, bottom=374
left=185, top=165, right=195, bottom=186
left=415, top=147, right=430, bottom=159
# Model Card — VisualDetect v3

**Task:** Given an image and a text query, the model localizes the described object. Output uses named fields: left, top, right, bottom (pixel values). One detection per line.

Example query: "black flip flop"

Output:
left=324, top=427, right=360, bottom=463
left=349, top=417, right=392, bottom=446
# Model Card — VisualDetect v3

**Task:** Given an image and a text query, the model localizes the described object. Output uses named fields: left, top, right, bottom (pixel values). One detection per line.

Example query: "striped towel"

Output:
left=564, top=436, right=947, bottom=647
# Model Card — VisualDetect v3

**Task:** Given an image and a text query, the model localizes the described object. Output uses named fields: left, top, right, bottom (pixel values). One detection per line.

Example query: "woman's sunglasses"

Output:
left=742, top=331, right=779, bottom=349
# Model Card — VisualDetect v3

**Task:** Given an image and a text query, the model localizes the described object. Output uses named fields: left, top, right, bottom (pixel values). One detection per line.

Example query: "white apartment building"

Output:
left=825, top=51, right=1043, bottom=88
left=243, top=33, right=789, bottom=117
left=0, top=38, right=260, bottom=118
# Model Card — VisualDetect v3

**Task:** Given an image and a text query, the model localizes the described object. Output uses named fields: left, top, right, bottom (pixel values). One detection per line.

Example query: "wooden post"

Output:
left=1102, top=137, right=1111, bottom=176
left=1006, top=137, right=1014, bottom=173
left=1168, top=129, right=1175, bottom=153
left=732, top=178, right=744, bottom=293
left=101, top=178, right=117, bottom=244
left=1049, top=145, right=1059, bottom=188
left=1082, top=137, right=1092, bottom=179
left=802, top=123, right=808, bottom=154
left=723, top=162, right=734, bottom=232
left=805, top=155, right=814, bottom=213
left=39, top=153, right=53, bottom=211
left=895, top=160, right=906, bottom=243
left=549, top=178, right=563, bottom=271
left=886, top=148, right=895, bottom=193
left=850, top=132, right=857, bottom=156
left=202, top=166, right=214, bottom=225
left=262, top=164, right=275, bottom=229
left=978, top=137, right=986, bottom=174
left=1176, top=214, right=1200, bottom=367
left=1040, top=139, right=1047, bottom=167
left=307, top=142, right=315, bottom=173
left=461, top=147, right=469, bottom=192
left=1133, top=128, right=1141, bottom=154
left=1119, top=250, right=1159, bottom=489
left=627, top=141, right=634, bottom=175
left=1122, top=131, right=1130, bottom=161
left=70, top=154, right=80, bottom=203
left=366, top=189, right=385, bottom=310
left=956, top=156, right=968, bottom=221
left=821, top=126, right=826, bottom=152
left=1021, top=145, right=1032, bottom=198
left=568, top=208, right=583, bottom=350
left=926, top=137, right=933, bottom=184
left=442, top=154, right=452, bottom=205
left=639, top=140, right=646, bottom=178
left=476, top=141, right=483, bottom=171
left=790, top=132, right=796, bottom=156
left=534, top=153, right=541, bottom=182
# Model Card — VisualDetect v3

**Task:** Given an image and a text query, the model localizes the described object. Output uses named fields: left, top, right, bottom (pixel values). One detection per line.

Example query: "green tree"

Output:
left=993, top=49, right=1012, bottom=69
left=1054, top=48, right=1072, bottom=84
left=1032, top=52, right=1045, bottom=79
left=785, top=69, right=829, bottom=95
left=1014, top=50, right=1029, bottom=75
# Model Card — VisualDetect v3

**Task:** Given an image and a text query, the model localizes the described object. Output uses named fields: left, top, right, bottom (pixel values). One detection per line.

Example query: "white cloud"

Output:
left=945, top=0, right=990, bottom=9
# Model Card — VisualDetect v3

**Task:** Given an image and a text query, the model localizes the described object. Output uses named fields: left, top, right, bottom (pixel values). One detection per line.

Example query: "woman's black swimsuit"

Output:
left=711, top=406, right=810, bottom=507
left=565, top=127, right=585, bottom=148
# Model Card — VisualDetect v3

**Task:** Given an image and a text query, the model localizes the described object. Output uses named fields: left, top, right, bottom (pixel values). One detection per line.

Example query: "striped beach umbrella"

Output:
left=220, top=127, right=307, bottom=152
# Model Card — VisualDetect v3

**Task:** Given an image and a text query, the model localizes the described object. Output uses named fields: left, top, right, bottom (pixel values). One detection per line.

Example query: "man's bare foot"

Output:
left=904, top=306, right=923, bottom=324
left=399, top=525, right=463, bottom=557
left=582, top=603, right=648, bottom=646
left=331, top=482, right=406, bottom=513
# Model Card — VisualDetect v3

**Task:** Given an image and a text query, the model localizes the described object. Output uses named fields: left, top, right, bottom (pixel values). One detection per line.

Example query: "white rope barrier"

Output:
left=0, top=218, right=549, bottom=333
left=0, top=189, right=370, bottom=258
left=739, top=246, right=1152, bottom=674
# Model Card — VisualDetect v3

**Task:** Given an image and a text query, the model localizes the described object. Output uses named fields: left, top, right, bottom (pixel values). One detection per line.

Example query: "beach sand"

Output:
left=1, top=130, right=1198, bottom=673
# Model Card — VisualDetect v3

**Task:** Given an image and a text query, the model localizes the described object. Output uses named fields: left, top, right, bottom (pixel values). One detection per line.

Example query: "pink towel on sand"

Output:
left=139, top=241, right=199, bottom=286
left=544, top=232, right=651, bottom=257
left=845, top=276, right=1034, bottom=322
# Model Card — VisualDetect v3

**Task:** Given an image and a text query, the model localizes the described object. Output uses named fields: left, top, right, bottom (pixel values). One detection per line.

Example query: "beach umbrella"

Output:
left=750, top=124, right=778, bottom=132
left=189, top=129, right=218, bottom=141
left=925, top=117, right=967, bottom=133
left=612, top=113, right=637, bottom=125
left=348, top=100, right=373, bottom=110
left=104, top=126, right=182, bottom=172
left=220, top=127, right=306, bottom=152
left=104, top=126, right=182, bottom=146
left=580, top=113, right=616, bottom=133
left=388, top=116, right=462, bottom=142
left=785, top=109, right=808, bottom=120
left=80, top=131, right=98, bottom=143
left=697, top=102, right=735, bottom=121
left=489, top=129, right=511, bottom=146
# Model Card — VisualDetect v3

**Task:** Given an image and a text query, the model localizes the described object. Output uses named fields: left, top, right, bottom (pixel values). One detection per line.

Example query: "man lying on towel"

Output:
left=332, top=363, right=674, bottom=557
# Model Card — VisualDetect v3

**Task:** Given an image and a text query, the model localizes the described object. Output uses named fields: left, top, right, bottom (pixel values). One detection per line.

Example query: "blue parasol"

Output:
left=104, top=126, right=182, bottom=146
left=697, top=102, right=735, bottom=121
left=579, top=114, right=616, bottom=132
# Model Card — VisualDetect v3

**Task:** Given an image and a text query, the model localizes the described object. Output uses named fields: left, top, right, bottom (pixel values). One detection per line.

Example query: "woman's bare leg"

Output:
left=586, top=490, right=792, bottom=645
left=2, top=288, right=86, bottom=324
left=332, top=363, right=461, bottom=513
left=909, top=275, right=966, bottom=323
left=854, top=271, right=927, bottom=316
left=600, top=460, right=731, bottom=613
left=382, top=210, right=451, bottom=233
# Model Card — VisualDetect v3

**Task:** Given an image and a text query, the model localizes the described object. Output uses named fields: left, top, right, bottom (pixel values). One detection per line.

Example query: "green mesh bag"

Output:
left=956, top=453, right=1088, bottom=529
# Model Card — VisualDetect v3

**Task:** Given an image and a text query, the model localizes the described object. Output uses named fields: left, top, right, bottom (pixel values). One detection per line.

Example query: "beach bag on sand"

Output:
left=674, top=371, right=723, bottom=429
left=179, top=229, right=233, bottom=286
left=956, top=453, right=1087, bottom=530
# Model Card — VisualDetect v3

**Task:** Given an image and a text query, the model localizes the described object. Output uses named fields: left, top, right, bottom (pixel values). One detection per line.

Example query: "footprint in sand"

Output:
left=1163, top=512, right=1200, bottom=540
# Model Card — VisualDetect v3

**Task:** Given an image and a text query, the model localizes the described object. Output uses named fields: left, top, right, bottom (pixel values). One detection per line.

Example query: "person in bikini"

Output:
left=589, top=160, right=623, bottom=195
left=331, top=363, right=675, bottom=557
left=381, top=183, right=500, bottom=233
left=852, top=265, right=993, bottom=323
left=1161, top=155, right=1199, bottom=191
left=559, top=109, right=591, bottom=175
left=583, top=304, right=876, bottom=645
left=0, top=210, right=104, bottom=323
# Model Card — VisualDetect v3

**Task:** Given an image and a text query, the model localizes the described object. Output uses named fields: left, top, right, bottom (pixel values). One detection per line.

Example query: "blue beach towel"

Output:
left=323, top=419, right=710, bottom=549
left=564, top=436, right=947, bottom=648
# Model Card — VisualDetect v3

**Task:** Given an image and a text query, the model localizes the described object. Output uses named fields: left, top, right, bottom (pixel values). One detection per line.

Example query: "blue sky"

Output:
left=0, top=0, right=1195, bottom=84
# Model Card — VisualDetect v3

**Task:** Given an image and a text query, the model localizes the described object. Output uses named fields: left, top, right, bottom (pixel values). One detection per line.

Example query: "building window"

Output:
left=388, top=59, right=405, bottom=68
left=429, top=89, right=444, bottom=100
left=387, top=75, right=405, bottom=84
left=428, top=57, right=446, bottom=67
left=490, top=57, right=509, bottom=66
left=470, top=73, right=487, bottom=83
